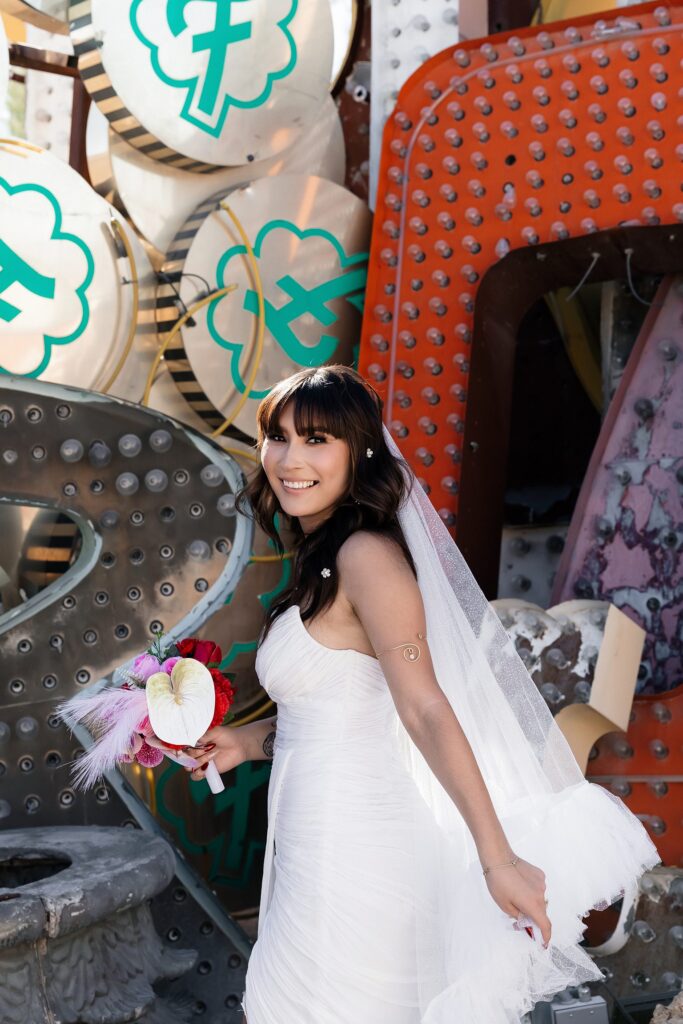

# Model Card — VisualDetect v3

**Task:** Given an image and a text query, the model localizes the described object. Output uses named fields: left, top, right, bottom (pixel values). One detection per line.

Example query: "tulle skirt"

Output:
left=242, top=738, right=661, bottom=1024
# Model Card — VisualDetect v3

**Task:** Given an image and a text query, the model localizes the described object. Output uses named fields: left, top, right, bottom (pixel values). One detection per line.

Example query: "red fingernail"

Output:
left=204, top=744, right=216, bottom=751
left=201, top=762, right=209, bottom=771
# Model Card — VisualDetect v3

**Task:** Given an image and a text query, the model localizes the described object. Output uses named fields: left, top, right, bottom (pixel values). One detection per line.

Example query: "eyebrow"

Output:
left=269, top=423, right=329, bottom=435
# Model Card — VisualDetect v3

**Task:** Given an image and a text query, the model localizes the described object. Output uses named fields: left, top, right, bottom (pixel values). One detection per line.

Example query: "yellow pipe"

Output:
left=101, top=219, right=140, bottom=394
left=249, top=553, right=293, bottom=563
left=537, top=0, right=620, bottom=21
left=232, top=699, right=275, bottom=726
left=0, top=137, right=41, bottom=152
left=141, top=285, right=237, bottom=407
left=222, top=446, right=259, bottom=464
left=210, top=201, right=266, bottom=438
left=546, top=290, right=602, bottom=412
left=145, top=767, right=158, bottom=815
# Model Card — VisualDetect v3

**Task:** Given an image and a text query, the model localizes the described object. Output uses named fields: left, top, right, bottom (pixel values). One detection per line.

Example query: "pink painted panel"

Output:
left=552, top=278, right=683, bottom=694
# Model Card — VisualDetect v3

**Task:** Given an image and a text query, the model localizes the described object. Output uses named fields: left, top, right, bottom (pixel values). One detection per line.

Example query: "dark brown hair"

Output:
left=235, top=365, right=416, bottom=640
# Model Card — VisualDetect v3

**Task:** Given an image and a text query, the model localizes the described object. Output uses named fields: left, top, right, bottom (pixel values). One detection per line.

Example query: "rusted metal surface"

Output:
left=459, top=225, right=683, bottom=597
left=7, top=41, right=77, bottom=75
left=337, top=0, right=370, bottom=202
left=493, top=598, right=606, bottom=709
left=551, top=276, right=683, bottom=695
left=68, top=73, right=90, bottom=179
left=494, top=597, right=682, bottom=863
left=588, top=866, right=683, bottom=1010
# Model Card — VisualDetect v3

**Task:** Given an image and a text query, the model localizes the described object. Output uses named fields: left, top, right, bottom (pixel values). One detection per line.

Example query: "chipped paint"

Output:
left=552, top=278, right=683, bottom=694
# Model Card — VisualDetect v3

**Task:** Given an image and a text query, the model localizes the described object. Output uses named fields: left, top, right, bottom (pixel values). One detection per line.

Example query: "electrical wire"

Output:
left=157, top=272, right=194, bottom=322
left=565, top=252, right=601, bottom=303
left=176, top=270, right=213, bottom=293
left=141, top=285, right=237, bottom=407
left=101, top=219, right=140, bottom=393
left=594, top=978, right=640, bottom=1024
left=624, top=248, right=662, bottom=307
left=151, top=209, right=291, bottom=557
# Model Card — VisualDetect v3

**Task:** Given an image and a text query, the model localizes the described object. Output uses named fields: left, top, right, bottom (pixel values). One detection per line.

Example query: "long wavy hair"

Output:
left=235, top=365, right=417, bottom=641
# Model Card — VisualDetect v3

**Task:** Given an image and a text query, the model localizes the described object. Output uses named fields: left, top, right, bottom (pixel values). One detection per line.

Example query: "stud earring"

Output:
left=366, top=448, right=374, bottom=458
left=321, top=567, right=331, bottom=578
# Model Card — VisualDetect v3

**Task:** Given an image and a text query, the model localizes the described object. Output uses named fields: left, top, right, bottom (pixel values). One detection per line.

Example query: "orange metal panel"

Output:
left=359, top=3, right=683, bottom=531
left=586, top=682, right=683, bottom=865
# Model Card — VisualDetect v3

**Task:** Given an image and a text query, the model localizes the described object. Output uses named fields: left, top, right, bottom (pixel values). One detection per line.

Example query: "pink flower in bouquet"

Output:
left=120, top=732, right=144, bottom=763
left=132, top=653, right=161, bottom=682
left=61, top=631, right=232, bottom=794
left=135, top=742, right=165, bottom=768
left=136, top=715, right=154, bottom=737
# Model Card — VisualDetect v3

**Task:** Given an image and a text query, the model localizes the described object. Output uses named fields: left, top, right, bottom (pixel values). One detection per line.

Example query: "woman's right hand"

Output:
left=183, top=726, right=247, bottom=782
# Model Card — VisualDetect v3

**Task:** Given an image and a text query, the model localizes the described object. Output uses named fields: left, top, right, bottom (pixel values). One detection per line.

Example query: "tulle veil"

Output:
left=381, top=424, right=661, bottom=1023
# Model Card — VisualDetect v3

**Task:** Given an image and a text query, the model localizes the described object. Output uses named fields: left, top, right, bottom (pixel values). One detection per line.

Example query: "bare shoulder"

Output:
left=337, top=530, right=413, bottom=587
left=338, top=529, right=406, bottom=563
left=337, top=530, right=423, bottom=626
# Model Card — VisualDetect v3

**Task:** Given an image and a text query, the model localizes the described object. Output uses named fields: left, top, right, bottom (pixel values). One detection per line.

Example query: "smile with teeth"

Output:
left=281, top=479, right=319, bottom=490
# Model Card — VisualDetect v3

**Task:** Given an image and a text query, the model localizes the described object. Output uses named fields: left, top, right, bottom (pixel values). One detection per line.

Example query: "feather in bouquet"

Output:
left=59, top=632, right=235, bottom=794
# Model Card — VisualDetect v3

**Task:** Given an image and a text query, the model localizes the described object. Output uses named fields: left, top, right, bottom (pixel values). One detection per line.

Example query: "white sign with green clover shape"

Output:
left=0, top=177, right=93, bottom=377
left=0, top=140, right=155, bottom=398
left=172, top=175, right=371, bottom=437
left=90, top=0, right=334, bottom=165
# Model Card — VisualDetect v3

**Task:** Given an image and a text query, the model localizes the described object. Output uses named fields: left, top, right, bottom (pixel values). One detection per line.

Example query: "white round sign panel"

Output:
left=89, top=0, right=334, bottom=166
left=110, top=94, right=346, bottom=255
left=0, top=139, right=155, bottom=399
left=166, top=175, right=371, bottom=437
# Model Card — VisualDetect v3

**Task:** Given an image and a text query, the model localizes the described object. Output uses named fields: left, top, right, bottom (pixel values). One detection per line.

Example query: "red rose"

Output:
left=176, top=637, right=198, bottom=657
left=176, top=637, right=222, bottom=665
left=194, top=640, right=223, bottom=666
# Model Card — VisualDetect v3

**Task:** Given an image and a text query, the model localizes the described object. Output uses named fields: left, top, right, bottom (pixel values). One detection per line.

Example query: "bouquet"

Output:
left=59, top=632, right=235, bottom=795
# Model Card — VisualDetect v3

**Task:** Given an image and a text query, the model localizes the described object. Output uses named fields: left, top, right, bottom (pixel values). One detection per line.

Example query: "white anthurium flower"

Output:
left=145, top=658, right=215, bottom=746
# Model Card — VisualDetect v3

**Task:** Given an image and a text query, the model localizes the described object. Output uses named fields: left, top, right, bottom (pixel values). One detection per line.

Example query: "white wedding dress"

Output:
left=241, top=603, right=661, bottom=1024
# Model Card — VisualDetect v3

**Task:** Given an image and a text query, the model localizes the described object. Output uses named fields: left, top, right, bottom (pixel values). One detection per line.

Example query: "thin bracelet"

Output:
left=482, top=854, right=520, bottom=877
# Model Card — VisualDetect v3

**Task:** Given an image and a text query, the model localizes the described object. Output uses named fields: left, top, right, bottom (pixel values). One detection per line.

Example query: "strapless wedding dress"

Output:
left=242, top=604, right=661, bottom=1024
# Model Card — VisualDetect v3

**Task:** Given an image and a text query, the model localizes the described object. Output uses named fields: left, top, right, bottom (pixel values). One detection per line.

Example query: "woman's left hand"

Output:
left=484, top=856, right=551, bottom=948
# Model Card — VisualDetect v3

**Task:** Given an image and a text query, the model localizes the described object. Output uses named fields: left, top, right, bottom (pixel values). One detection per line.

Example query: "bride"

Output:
left=184, top=364, right=660, bottom=1023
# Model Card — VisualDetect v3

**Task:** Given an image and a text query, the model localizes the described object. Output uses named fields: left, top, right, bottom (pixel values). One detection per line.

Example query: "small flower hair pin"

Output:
left=321, top=567, right=332, bottom=578
left=366, top=448, right=374, bottom=458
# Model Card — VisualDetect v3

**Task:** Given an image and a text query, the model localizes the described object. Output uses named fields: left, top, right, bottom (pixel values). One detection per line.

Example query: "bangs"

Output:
left=259, top=375, right=349, bottom=440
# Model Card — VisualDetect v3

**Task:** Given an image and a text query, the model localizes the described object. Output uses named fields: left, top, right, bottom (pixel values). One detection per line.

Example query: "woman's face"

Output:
left=261, top=400, right=352, bottom=534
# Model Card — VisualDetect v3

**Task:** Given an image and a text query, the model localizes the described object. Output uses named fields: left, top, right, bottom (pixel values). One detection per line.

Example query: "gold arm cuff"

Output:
left=375, top=635, right=426, bottom=663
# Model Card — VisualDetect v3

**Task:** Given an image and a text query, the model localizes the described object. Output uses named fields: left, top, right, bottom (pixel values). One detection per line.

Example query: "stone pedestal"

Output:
left=0, top=826, right=197, bottom=1023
